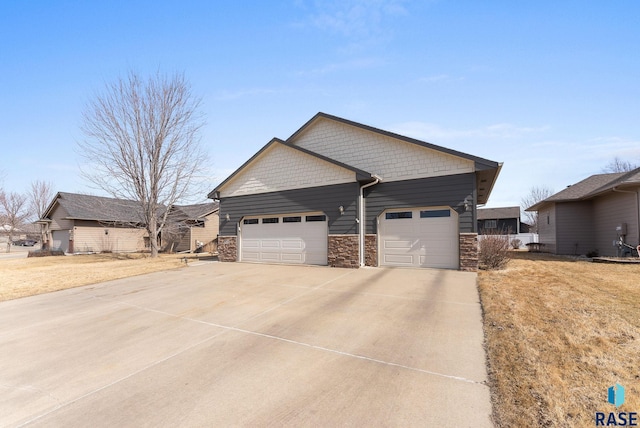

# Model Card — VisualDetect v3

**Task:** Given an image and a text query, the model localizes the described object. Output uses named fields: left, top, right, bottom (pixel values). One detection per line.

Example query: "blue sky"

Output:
left=1, top=0, right=638, bottom=208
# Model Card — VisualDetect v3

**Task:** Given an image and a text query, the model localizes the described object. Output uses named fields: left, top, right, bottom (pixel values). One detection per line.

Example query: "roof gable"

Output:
left=212, top=139, right=369, bottom=198
left=288, top=114, right=476, bottom=183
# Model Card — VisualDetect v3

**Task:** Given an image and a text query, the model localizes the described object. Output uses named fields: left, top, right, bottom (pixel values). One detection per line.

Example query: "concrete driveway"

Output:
left=0, top=262, right=492, bottom=427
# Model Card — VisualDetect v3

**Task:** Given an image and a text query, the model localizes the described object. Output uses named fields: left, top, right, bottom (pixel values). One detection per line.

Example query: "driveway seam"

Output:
left=110, top=299, right=485, bottom=386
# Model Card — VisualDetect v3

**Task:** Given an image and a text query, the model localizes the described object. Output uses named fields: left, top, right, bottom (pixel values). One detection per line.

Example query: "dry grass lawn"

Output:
left=479, top=252, right=640, bottom=427
left=0, top=253, right=185, bottom=302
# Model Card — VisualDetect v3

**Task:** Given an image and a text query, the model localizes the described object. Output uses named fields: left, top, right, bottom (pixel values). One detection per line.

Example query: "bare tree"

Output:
left=29, top=180, right=55, bottom=244
left=0, top=191, right=29, bottom=252
left=602, top=157, right=638, bottom=173
left=78, top=71, right=207, bottom=257
left=521, top=185, right=554, bottom=233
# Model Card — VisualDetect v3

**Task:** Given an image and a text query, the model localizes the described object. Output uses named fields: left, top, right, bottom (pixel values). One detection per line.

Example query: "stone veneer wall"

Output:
left=364, top=234, right=377, bottom=267
left=459, top=233, right=478, bottom=272
left=218, top=236, right=237, bottom=262
left=328, top=235, right=359, bottom=268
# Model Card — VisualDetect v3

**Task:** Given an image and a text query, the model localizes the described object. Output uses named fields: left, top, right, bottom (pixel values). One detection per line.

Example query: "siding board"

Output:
left=364, top=174, right=476, bottom=234
left=555, top=201, right=595, bottom=255
left=219, top=183, right=359, bottom=235
left=593, top=192, right=638, bottom=256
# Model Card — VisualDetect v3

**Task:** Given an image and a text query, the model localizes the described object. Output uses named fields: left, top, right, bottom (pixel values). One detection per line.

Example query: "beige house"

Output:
left=39, top=193, right=219, bottom=254
left=527, top=167, right=640, bottom=256
left=164, top=202, right=219, bottom=253
left=39, top=192, right=148, bottom=253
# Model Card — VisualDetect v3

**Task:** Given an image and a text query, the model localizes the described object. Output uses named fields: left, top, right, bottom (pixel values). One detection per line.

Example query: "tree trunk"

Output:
left=149, top=216, right=159, bottom=258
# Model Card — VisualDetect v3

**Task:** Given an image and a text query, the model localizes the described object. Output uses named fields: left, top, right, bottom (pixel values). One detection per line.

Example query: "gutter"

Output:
left=359, top=175, right=382, bottom=266
left=612, top=187, right=640, bottom=244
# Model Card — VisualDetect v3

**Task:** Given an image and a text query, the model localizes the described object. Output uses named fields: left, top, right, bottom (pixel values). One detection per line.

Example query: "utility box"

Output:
left=616, top=223, right=627, bottom=236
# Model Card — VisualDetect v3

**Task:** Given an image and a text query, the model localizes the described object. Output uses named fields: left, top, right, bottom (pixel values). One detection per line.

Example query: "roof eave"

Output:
left=476, top=162, right=503, bottom=205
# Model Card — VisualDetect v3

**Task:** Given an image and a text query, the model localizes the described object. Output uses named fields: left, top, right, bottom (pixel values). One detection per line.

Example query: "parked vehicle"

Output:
left=12, top=240, right=37, bottom=246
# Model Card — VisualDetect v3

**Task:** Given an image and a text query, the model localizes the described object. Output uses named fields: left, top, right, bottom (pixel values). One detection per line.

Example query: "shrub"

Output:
left=28, top=249, right=65, bottom=258
left=586, top=250, right=599, bottom=258
left=479, top=234, right=511, bottom=270
left=511, top=239, right=522, bottom=249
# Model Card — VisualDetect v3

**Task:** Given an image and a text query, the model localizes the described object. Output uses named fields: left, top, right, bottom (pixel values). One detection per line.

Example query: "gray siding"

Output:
left=218, top=182, right=359, bottom=236
left=363, top=173, right=476, bottom=234
left=537, top=205, right=556, bottom=253
left=555, top=201, right=595, bottom=255
left=593, top=192, right=638, bottom=256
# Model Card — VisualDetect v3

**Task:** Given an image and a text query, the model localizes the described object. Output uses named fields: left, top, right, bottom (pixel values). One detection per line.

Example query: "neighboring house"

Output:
left=208, top=112, right=502, bottom=271
left=38, top=192, right=148, bottom=253
left=164, top=202, right=219, bottom=253
left=526, top=167, right=640, bottom=256
left=477, top=206, right=530, bottom=234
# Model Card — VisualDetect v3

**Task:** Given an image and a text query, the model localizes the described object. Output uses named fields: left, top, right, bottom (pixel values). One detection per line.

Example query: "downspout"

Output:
left=612, top=187, right=640, bottom=245
left=359, top=175, right=382, bottom=266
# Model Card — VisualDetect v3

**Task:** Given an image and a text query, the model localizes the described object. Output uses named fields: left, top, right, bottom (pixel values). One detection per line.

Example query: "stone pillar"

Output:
left=364, top=234, right=377, bottom=267
left=328, top=235, right=359, bottom=268
left=459, top=233, right=478, bottom=272
left=218, top=236, right=237, bottom=262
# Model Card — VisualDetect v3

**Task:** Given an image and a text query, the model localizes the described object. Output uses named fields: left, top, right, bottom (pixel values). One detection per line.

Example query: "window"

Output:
left=420, top=209, right=451, bottom=218
left=262, top=217, right=279, bottom=224
left=385, top=211, right=412, bottom=219
left=484, top=220, right=497, bottom=229
left=243, top=219, right=258, bottom=225
left=283, top=216, right=301, bottom=223
left=306, top=215, right=326, bottom=222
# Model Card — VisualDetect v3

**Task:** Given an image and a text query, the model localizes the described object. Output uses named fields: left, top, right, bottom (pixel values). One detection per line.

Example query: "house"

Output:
left=208, top=113, right=502, bottom=271
left=38, top=192, right=149, bottom=253
left=477, top=206, right=530, bottom=234
left=39, top=193, right=220, bottom=254
left=164, top=202, right=219, bottom=253
left=526, top=167, right=640, bottom=256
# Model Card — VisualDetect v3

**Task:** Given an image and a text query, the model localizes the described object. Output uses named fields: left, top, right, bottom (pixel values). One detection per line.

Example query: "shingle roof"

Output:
left=527, top=166, right=640, bottom=211
left=48, top=192, right=145, bottom=223
left=477, top=206, right=520, bottom=220
left=171, top=202, right=219, bottom=220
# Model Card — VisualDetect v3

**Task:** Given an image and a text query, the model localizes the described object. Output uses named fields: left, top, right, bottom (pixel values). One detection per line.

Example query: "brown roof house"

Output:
left=162, top=202, right=219, bottom=253
left=39, top=193, right=219, bottom=254
left=38, top=192, right=149, bottom=253
left=526, top=167, right=640, bottom=256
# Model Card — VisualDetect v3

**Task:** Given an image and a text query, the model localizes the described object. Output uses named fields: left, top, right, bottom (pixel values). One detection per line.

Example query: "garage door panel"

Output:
left=383, top=239, right=415, bottom=250
left=384, top=254, right=414, bottom=265
left=281, top=253, right=303, bottom=262
left=260, top=240, right=281, bottom=249
left=261, top=253, right=281, bottom=261
left=281, top=240, right=303, bottom=250
left=242, top=251, right=260, bottom=261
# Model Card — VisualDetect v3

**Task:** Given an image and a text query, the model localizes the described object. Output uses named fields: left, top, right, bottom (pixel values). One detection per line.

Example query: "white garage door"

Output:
left=239, top=213, right=328, bottom=265
left=379, top=207, right=458, bottom=269
left=52, top=230, right=70, bottom=253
